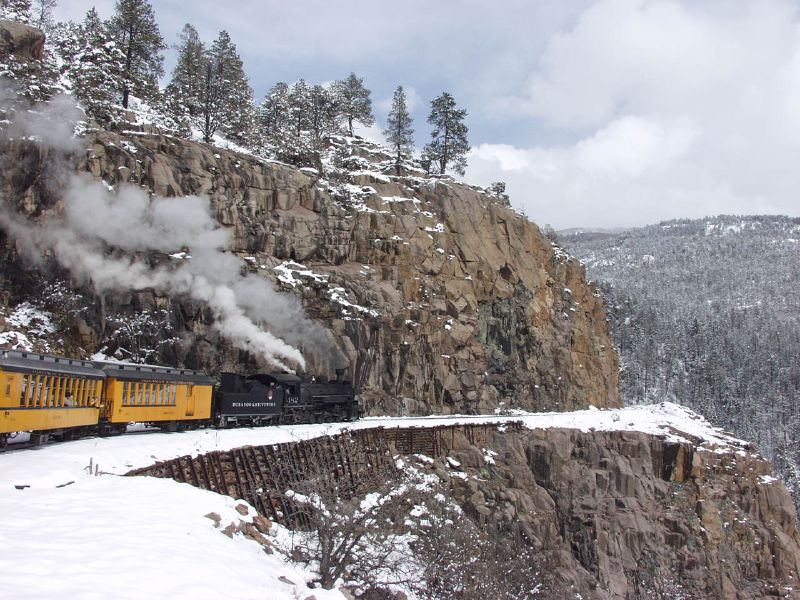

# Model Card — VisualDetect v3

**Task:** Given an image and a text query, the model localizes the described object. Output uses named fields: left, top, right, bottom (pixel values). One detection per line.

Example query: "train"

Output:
left=0, top=349, right=360, bottom=447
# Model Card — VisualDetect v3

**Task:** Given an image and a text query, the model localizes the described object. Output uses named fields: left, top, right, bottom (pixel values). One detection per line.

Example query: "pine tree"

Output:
left=30, top=0, right=55, bottom=31
left=107, top=0, right=166, bottom=108
left=331, top=72, right=374, bottom=136
left=209, top=30, right=254, bottom=146
left=55, top=8, right=125, bottom=124
left=0, top=0, right=32, bottom=23
left=187, top=30, right=254, bottom=145
left=287, top=79, right=312, bottom=137
left=163, top=28, right=254, bottom=144
left=384, top=85, right=414, bottom=169
left=308, top=83, right=337, bottom=147
left=256, top=81, right=291, bottom=151
left=422, top=92, right=470, bottom=176
left=164, top=23, right=206, bottom=136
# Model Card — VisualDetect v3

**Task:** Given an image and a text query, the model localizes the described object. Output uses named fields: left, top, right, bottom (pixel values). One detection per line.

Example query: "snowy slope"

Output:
left=0, top=403, right=753, bottom=599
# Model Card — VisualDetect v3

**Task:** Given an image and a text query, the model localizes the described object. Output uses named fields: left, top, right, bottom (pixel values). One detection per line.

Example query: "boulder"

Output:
left=0, top=20, right=44, bottom=61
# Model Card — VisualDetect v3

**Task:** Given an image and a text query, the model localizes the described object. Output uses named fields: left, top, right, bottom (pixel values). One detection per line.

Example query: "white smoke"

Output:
left=0, top=84, right=341, bottom=372
left=0, top=175, right=312, bottom=370
left=0, top=86, right=84, bottom=152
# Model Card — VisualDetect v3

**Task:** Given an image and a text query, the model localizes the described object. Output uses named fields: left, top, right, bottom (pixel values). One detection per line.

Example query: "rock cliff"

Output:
left=423, top=420, right=800, bottom=599
left=126, top=405, right=800, bottom=599
left=0, top=131, right=618, bottom=415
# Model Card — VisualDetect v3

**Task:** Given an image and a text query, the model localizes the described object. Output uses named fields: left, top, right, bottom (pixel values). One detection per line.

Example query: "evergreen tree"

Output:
left=190, top=30, right=254, bottom=145
left=287, top=79, right=312, bottom=137
left=257, top=81, right=291, bottom=142
left=164, top=23, right=206, bottom=136
left=384, top=85, right=414, bottom=169
left=0, top=0, right=32, bottom=23
left=31, top=0, right=55, bottom=31
left=422, top=92, right=470, bottom=176
left=162, top=28, right=253, bottom=144
left=308, top=83, right=337, bottom=147
left=55, top=8, right=125, bottom=124
left=331, top=72, right=374, bottom=136
left=107, top=0, right=166, bottom=108
left=208, top=30, right=254, bottom=146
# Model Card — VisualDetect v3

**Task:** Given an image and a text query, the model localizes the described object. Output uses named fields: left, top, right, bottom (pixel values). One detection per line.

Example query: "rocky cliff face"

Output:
left=0, top=130, right=618, bottom=415
left=125, top=406, right=800, bottom=599
left=430, top=421, right=800, bottom=599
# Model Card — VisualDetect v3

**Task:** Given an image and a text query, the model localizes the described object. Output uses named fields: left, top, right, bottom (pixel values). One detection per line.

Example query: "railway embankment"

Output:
left=128, top=413, right=800, bottom=599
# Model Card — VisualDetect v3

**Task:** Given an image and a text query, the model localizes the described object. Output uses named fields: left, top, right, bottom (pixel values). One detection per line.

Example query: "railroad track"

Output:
left=0, top=413, right=526, bottom=454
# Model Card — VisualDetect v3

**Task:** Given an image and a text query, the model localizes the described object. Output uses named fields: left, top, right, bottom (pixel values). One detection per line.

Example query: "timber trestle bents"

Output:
left=127, top=423, right=520, bottom=525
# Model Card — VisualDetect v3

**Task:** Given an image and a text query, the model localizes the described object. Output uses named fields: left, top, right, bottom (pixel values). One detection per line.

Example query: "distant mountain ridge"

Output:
left=562, top=214, right=800, bottom=510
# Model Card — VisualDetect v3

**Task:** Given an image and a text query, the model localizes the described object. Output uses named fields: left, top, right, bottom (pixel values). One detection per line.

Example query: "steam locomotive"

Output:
left=0, top=349, right=360, bottom=447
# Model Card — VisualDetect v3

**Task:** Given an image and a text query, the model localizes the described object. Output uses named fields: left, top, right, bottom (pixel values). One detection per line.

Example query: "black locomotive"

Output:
left=213, top=371, right=361, bottom=427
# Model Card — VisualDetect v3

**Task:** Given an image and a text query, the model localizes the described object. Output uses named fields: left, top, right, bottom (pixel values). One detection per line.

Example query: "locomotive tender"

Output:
left=0, top=349, right=359, bottom=447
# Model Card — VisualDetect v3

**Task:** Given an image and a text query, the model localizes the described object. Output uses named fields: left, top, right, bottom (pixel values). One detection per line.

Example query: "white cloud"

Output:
left=574, top=116, right=697, bottom=178
left=467, top=0, right=800, bottom=228
left=519, top=0, right=800, bottom=130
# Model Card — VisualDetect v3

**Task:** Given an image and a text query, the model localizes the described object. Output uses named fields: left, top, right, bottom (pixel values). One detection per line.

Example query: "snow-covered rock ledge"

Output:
left=0, top=402, right=752, bottom=483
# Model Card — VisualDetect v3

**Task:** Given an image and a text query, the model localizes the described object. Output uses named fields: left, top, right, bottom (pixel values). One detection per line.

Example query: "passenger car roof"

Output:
left=93, top=361, right=215, bottom=384
left=0, top=349, right=105, bottom=378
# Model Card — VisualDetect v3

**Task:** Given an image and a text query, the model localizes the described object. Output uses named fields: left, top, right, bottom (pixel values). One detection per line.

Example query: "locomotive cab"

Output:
left=213, top=372, right=290, bottom=427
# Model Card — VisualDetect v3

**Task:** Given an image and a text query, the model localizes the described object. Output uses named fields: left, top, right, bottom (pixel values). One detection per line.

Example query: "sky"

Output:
left=52, top=0, right=800, bottom=229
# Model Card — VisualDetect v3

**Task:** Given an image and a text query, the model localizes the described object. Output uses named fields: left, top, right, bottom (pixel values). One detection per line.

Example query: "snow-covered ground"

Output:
left=0, top=403, right=753, bottom=599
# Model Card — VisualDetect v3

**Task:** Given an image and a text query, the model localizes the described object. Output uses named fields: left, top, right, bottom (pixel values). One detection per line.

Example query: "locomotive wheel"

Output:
left=0, top=434, right=7, bottom=448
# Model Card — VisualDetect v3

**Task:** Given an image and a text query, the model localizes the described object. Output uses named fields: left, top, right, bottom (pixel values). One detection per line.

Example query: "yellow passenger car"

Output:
left=0, top=350, right=105, bottom=445
left=95, top=361, right=214, bottom=432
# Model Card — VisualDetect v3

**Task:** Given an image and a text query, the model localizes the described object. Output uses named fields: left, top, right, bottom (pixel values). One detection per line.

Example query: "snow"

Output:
left=551, top=242, right=574, bottom=262
left=0, top=302, right=57, bottom=352
left=274, top=258, right=378, bottom=319
left=0, top=474, right=341, bottom=600
left=0, top=403, right=751, bottom=481
left=349, top=170, right=390, bottom=183
left=380, top=195, right=422, bottom=206
left=274, top=260, right=329, bottom=287
left=0, top=402, right=759, bottom=598
left=327, top=286, right=380, bottom=319
left=120, top=140, right=138, bottom=154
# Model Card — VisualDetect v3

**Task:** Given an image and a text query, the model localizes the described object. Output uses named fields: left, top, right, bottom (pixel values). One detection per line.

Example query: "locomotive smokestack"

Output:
left=335, top=368, right=345, bottom=383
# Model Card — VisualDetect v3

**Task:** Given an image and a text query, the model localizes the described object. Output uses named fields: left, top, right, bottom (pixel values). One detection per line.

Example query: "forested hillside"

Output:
left=562, top=215, right=800, bottom=507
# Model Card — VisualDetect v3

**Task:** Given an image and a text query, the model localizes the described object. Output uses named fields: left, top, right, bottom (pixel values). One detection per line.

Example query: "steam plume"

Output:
left=0, top=85, right=341, bottom=371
